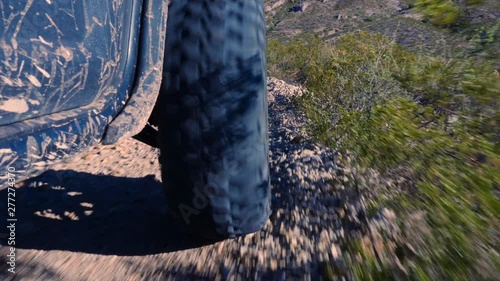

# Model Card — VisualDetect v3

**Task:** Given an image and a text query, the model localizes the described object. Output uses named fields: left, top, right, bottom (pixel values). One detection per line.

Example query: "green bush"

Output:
left=268, top=31, right=499, bottom=280
left=267, top=34, right=324, bottom=83
left=467, top=19, right=500, bottom=61
left=415, top=0, right=460, bottom=26
left=414, top=0, right=484, bottom=27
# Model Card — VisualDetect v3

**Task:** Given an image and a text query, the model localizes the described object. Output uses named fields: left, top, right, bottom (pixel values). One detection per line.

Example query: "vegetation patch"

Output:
left=267, top=31, right=499, bottom=280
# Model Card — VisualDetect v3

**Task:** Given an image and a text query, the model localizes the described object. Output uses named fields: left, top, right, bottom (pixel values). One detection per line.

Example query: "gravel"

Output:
left=0, top=77, right=367, bottom=281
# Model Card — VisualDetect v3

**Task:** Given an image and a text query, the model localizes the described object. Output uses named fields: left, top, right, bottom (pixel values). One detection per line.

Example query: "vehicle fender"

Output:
left=102, top=0, right=169, bottom=144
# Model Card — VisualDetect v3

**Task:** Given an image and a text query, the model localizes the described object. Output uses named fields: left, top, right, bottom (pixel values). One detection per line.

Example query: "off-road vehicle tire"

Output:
left=157, top=0, right=270, bottom=240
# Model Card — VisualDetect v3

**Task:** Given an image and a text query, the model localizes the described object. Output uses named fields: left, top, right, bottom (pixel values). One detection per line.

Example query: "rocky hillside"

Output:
left=265, top=0, right=499, bottom=61
left=265, top=1, right=499, bottom=280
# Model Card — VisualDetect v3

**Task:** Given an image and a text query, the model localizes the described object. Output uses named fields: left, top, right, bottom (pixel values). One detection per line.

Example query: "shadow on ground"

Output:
left=0, top=170, right=219, bottom=256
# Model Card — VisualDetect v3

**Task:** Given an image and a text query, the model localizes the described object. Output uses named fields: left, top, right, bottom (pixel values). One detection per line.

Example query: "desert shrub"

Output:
left=267, top=34, right=324, bottom=82
left=268, top=31, right=499, bottom=280
left=414, top=0, right=460, bottom=26
left=397, top=58, right=499, bottom=141
left=268, top=32, right=417, bottom=141
left=336, top=96, right=499, bottom=280
left=414, top=0, right=484, bottom=27
left=304, top=33, right=414, bottom=111
left=467, top=19, right=500, bottom=61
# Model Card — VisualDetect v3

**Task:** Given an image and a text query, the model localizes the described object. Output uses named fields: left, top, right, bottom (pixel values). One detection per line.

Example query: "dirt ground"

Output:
left=0, top=78, right=362, bottom=281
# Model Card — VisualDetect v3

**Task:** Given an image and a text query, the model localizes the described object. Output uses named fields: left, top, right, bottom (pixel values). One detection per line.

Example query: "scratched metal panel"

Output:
left=0, top=0, right=166, bottom=186
left=0, top=0, right=135, bottom=126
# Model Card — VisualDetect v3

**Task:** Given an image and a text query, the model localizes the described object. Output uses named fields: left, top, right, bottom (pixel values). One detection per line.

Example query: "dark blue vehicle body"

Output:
left=0, top=0, right=168, bottom=184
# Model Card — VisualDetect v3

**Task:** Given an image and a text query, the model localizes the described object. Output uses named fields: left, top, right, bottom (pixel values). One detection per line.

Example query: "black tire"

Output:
left=158, top=0, right=270, bottom=239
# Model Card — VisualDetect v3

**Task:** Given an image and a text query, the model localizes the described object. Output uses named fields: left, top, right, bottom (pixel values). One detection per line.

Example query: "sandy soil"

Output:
left=0, top=78, right=363, bottom=281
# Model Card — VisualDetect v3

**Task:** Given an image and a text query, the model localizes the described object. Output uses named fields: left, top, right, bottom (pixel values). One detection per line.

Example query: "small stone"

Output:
left=331, top=244, right=340, bottom=259
left=268, top=92, right=275, bottom=106
left=300, top=149, right=315, bottom=157
left=290, top=136, right=304, bottom=144
left=279, top=154, right=287, bottom=162
left=382, top=208, right=396, bottom=222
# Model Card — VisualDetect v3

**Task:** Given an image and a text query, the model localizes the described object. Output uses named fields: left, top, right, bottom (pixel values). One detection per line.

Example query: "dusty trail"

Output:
left=1, top=78, right=365, bottom=281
